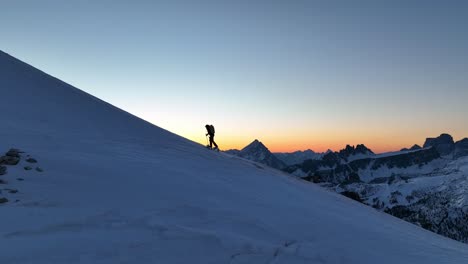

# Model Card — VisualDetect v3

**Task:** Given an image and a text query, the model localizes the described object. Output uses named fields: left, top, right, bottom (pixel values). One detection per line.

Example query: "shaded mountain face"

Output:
left=338, top=144, right=374, bottom=162
left=285, top=147, right=441, bottom=184
left=234, top=140, right=286, bottom=169
left=423, top=133, right=455, bottom=156
left=454, top=138, right=468, bottom=159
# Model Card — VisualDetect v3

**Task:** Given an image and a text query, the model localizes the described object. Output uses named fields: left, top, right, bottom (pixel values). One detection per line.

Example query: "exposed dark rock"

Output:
left=338, top=144, right=374, bottom=160
left=338, top=171, right=363, bottom=186
left=385, top=205, right=414, bottom=218
left=17, top=178, right=24, bottom=181
left=24, top=166, right=33, bottom=171
left=390, top=191, right=403, bottom=204
left=1, top=156, right=20, bottom=165
left=321, top=152, right=342, bottom=166
left=6, top=149, right=21, bottom=158
left=372, top=198, right=384, bottom=209
left=0, top=165, right=6, bottom=175
left=454, top=138, right=468, bottom=159
left=355, top=144, right=374, bottom=155
left=423, top=133, right=455, bottom=156
left=371, top=147, right=440, bottom=170
left=340, top=191, right=363, bottom=203
left=36, top=167, right=44, bottom=172
left=0, top=197, right=8, bottom=204
left=339, top=145, right=355, bottom=158
left=406, top=195, right=415, bottom=203
left=7, top=189, right=18, bottom=194
left=26, top=158, right=38, bottom=163
left=344, top=172, right=361, bottom=184
left=0, top=179, right=6, bottom=184
left=369, top=177, right=389, bottom=184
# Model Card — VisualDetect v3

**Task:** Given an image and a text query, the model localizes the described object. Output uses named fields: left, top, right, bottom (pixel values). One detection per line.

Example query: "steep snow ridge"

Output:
left=0, top=51, right=189, bottom=150
left=375, top=148, right=429, bottom=158
left=1, top=50, right=468, bottom=263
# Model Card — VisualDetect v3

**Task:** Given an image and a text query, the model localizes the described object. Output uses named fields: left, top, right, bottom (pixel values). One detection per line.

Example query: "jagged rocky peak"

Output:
left=341, top=145, right=354, bottom=154
left=423, top=133, right=455, bottom=156
left=355, top=144, right=374, bottom=154
left=242, top=139, right=267, bottom=152
left=338, top=144, right=373, bottom=158
left=410, top=144, right=422, bottom=150
left=400, top=144, right=422, bottom=152
left=454, top=138, right=468, bottom=158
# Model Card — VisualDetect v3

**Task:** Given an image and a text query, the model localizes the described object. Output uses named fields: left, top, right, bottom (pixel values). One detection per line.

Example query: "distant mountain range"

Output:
left=225, top=140, right=327, bottom=169
left=226, top=134, right=468, bottom=243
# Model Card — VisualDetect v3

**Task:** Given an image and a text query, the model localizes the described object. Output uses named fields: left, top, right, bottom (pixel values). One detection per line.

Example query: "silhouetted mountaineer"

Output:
left=205, top=124, right=219, bottom=150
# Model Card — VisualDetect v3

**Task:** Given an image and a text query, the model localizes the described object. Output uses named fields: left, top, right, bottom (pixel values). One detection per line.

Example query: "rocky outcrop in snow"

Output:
left=0, top=148, right=42, bottom=205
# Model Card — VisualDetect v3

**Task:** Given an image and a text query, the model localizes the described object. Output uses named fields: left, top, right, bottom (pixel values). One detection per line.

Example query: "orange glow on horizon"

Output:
left=190, top=135, right=419, bottom=154
left=157, top=114, right=467, bottom=156
left=187, top=129, right=468, bottom=154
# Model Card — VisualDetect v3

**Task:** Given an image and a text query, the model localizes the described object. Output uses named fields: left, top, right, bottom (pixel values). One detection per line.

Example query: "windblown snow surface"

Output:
left=0, top=50, right=467, bottom=264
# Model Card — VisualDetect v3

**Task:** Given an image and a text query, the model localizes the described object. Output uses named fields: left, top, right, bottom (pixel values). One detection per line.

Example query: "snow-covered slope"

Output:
left=1, top=50, right=468, bottom=263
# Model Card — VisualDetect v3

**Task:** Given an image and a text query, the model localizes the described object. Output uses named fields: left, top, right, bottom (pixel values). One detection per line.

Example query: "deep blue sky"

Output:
left=2, top=1, right=468, bottom=152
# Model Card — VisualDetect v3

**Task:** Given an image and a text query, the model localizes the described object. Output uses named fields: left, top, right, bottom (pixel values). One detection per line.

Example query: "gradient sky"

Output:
left=1, top=0, right=468, bottom=153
